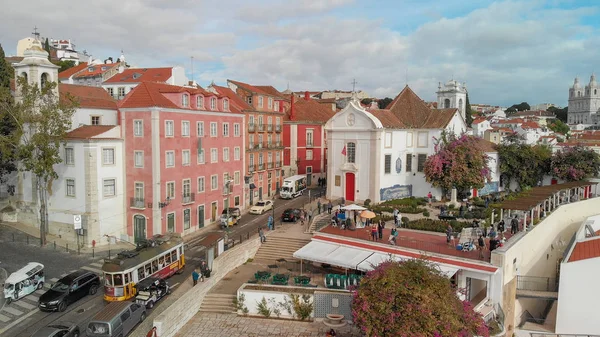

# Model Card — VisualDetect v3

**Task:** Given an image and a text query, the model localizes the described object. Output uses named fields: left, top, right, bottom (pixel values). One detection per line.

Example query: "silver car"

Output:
left=87, top=302, right=146, bottom=337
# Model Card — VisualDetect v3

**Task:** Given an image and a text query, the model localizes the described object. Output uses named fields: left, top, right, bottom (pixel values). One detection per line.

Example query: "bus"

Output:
left=280, top=175, right=307, bottom=199
left=101, top=233, right=185, bottom=302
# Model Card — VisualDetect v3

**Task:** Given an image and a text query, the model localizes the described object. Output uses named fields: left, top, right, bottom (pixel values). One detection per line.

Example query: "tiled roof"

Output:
left=254, top=85, right=285, bottom=98
left=210, top=84, right=253, bottom=113
left=521, top=121, right=541, bottom=129
left=475, top=138, right=497, bottom=152
left=512, top=110, right=555, bottom=117
left=58, top=62, right=89, bottom=80
left=472, top=117, right=488, bottom=125
left=495, top=118, right=525, bottom=124
left=65, top=125, right=116, bottom=139
left=5, top=56, right=24, bottom=64
left=103, top=67, right=172, bottom=84
left=568, top=238, right=600, bottom=262
left=285, top=98, right=336, bottom=123
left=73, top=64, right=117, bottom=78
left=59, top=83, right=117, bottom=110
left=385, top=86, right=457, bottom=129
left=228, top=80, right=276, bottom=97
left=367, top=109, right=406, bottom=128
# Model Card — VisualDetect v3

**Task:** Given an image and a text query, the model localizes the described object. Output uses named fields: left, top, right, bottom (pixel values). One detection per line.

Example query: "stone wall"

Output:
left=153, top=236, right=262, bottom=337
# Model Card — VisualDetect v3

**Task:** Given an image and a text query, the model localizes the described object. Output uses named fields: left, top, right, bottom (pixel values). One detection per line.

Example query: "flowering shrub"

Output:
left=352, top=259, right=489, bottom=337
left=551, top=145, right=600, bottom=181
left=424, top=133, right=491, bottom=193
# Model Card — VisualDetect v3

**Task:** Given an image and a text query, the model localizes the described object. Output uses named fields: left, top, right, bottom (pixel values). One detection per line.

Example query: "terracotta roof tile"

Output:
left=228, top=80, right=279, bottom=97
left=385, top=86, right=457, bottom=129
left=58, top=62, right=88, bottom=80
left=103, top=67, right=172, bottom=84
left=254, top=85, right=284, bottom=98
left=569, top=238, right=600, bottom=262
left=512, top=110, right=555, bottom=117
left=473, top=117, right=488, bottom=125
left=285, top=98, right=336, bottom=123
left=65, top=125, right=116, bottom=139
left=367, top=109, right=404, bottom=128
left=211, top=85, right=253, bottom=111
left=520, top=121, right=541, bottom=129
left=475, top=138, right=497, bottom=152
left=73, top=64, right=118, bottom=79
left=59, top=83, right=117, bottom=110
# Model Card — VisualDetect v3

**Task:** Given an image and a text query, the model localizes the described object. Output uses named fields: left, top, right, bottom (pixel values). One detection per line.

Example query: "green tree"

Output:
left=352, top=259, right=489, bottom=337
left=465, top=92, right=474, bottom=127
left=378, top=97, right=393, bottom=109
left=0, top=44, right=17, bottom=185
left=547, top=106, right=568, bottom=123
left=361, top=98, right=373, bottom=106
left=551, top=145, right=600, bottom=181
left=55, top=60, right=76, bottom=73
left=0, top=76, right=77, bottom=245
left=44, top=38, right=51, bottom=60
left=548, top=119, right=570, bottom=135
left=497, top=134, right=552, bottom=191
left=505, top=102, right=530, bottom=116
left=423, top=132, right=491, bottom=195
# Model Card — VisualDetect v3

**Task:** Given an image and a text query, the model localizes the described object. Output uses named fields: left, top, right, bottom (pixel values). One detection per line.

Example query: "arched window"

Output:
left=444, top=98, right=451, bottom=109
left=346, top=142, right=356, bottom=163
left=595, top=89, right=597, bottom=95
left=40, top=73, right=49, bottom=87
left=223, top=99, right=229, bottom=111
left=210, top=97, right=217, bottom=110
left=182, top=94, right=189, bottom=107
left=458, top=98, right=463, bottom=111
left=20, top=72, right=28, bottom=83
left=196, top=96, right=204, bottom=109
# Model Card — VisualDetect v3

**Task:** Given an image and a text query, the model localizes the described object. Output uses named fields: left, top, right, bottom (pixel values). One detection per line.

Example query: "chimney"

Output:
left=279, top=100, right=284, bottom=113
left=304, top=91, right=310, bottom=100
left=290, top=95, right=296, bottom=121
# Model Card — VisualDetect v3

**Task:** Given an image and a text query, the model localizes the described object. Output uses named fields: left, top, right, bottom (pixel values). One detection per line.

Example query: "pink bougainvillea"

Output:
left=551, top=145, right=600, bottom=182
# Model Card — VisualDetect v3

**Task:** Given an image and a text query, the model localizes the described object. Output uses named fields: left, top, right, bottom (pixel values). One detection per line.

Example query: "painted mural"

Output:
left=478, top=181, right=499, bottom=196
left=380, top=184, right=412, bottom=201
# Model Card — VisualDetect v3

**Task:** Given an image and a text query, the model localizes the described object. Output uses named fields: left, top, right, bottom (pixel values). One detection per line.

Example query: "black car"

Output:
left=31, top=322, right=80, bottom=337
left=281, top=208, right=301, bottom=222
left=38, top=270, right=101, bottom=312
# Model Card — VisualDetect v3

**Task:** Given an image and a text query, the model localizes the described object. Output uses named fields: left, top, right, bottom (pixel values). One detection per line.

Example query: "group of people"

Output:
left=368, top=220, right=387, bottom=241
left=191, top=260, right=210, bottom=286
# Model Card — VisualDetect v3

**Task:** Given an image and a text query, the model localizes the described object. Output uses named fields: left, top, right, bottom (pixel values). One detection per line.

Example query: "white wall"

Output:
left=474, top=121, right=491, bottom=137
left=238, top=286, right=315, bottom=319
left=71, top=107, right=118, bottom=129
left=102, top=83, right=137, bottom=99
left=50, top=142, right=87, bottom=229
left=94, top=139, right=125, bottom=239
left=556, top=257, right=600, bottom=334
left=169, top=66, right=188, bottom=86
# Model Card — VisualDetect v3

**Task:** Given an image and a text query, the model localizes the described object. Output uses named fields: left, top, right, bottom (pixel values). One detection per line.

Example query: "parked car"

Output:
left=87, top=301, right=146, bottom=337
left=38, top=270, right=101, bottom=312
left=281, top=208, right=301, bottom=222
left=31, top=322, right=80, bottom=337
left=134, top=277, right=170, bottom=309
left=249, top=200, right=273, bottom=215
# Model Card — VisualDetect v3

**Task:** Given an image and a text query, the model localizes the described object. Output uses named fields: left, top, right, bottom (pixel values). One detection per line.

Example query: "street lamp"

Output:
left=224, top=173, right=233, bottom=234
left=272, top=198, right=276, bottom=230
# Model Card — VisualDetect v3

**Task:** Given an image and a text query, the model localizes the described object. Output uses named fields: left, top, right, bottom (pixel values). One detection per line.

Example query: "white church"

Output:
left=325, top=80, right=501, bottom=204
left=568, top=74, right=600, bottom=125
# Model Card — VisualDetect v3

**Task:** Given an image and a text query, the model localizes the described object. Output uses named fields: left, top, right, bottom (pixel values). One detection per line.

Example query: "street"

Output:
left=0, top=188, right=319, bottom=336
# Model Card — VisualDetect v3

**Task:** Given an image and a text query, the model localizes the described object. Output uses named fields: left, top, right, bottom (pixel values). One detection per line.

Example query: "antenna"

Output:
left=351, top=79, right=358, bottom=92
left=32, top=26, right=40, bottom=40
left=191, top=56, right=194, bottom=83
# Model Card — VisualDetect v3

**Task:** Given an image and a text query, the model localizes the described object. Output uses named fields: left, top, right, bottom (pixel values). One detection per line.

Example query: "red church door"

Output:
left=345, top=172, right=355, bottom=202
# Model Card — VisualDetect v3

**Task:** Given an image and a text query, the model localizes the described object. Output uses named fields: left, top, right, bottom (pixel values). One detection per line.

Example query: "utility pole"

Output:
left=351, top=79, right=358, bottom=93
left=190, top=56, right=194, bottom=84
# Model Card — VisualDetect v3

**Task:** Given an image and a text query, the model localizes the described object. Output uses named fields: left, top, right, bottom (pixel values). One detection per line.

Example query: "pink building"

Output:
left=119, top=82, right=245, bottom=242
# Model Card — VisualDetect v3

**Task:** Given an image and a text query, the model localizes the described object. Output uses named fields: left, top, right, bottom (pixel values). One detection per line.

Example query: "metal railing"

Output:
left=257, top=124, right=265, bottom=132
left=248, top=164, right=256, bottom=173
left=275, top=125, right=281, bottom=132
left=248, top=143, right=254, bottom=150
left=182, top=193, right=195, bottom=204
left=267, top=162, right=273, bottom=169
left=258, top=163, right=265, bottom=171
left=267, top=123, right=273, bottom=132
left=248, top=123, right=255, bottom=132
left=516, top=276, right=558, bottom=292
left=130, top=197, right=145, bottom=208
left=275, top=161, right=281, bottom=167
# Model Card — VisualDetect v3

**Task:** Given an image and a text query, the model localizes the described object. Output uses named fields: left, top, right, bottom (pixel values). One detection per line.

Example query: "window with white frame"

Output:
left=183, top=179, right=191, bottom=198
left=102, top=148, right=115, bottom=165
left=258, top=96, right=264, bottom=108
left=197, top=96, right=204, bottom=109
left=183, top=208, right=191, bottom=229
left=134, top=182, right=144, bottom=201
left=276, top=152, right=281, bottom=164
left=197, top=149, right=205, bottom=164
left=106, top=87, right=114, bottom=98
left=134, top=151, right=144, bottom=168
left=103, top=179, right=116, bottom=197
left=211, top=148, right=218, bottom=163
left=249, top=154, right=254, bottom=166
left=182, top=121, right=190, bottom=137
left=384, top=154, right=392, bottom=174
left=182, top=150, right=190, bottom=166
left=182, top=94, right=189, bottom=107
left=234, top=147, right=240, bottom=160
left=233, top=123, right=240, bottom=137
left=347, top=142, right=356, bottom=163
left=268, top=97, right=273, bottom=109
left=211, top=175, right=218, bottom=190
left=210, top=97, right=217, bottom=110
left=274, top=101, right=279, bottom=111
left=258, top=116, right=263, bottom=126
left=166, top=182, right=175, bottom=199
left=223, top=123, right=229, bottom=136
left=66, top=179, right=75, bottom=197
left=258, top=153, right=264, bottom=165
left=197, top=177, right=205, bottom=193
left=134, top=120, right=143, bottom=137
left=234, top=171, right=240, bottom=185
left=65, top=147, right=74, bottom=165
left=267, top=116, right=272, bottom=128
left=275, top=117, right=280, bottom=127
left=306, top=129, right=314, bottom=147
left=165, top=120, right=174, bottom=137
left=306, top=150, right=313, bottom=160
left=234, top=196, right=240, bottom=206
left=276, top=133, right=281, bottom=144
left=91, top=116, right=101, bottom=125
left=118, top=87, right=125, bottom=98
left=197, top=121, right=204, bottom=137
left=210, top=122, right=217, bottom=137
left=268, top=152, right=273, bottom=164
left=166, top=151, right=175, bottom=167
left=223, top=99, right=229, bottom=111
left=223, top=148, right=230, bottom=162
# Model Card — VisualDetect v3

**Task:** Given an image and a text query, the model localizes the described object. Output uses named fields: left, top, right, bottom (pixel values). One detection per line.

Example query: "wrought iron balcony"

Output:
left=267, top=123, right=273, bottom=132
left=182, top=193, right=195, bottom=204
left=275, top=125, right=281, bottom=132
left=248, top=164, right=256, bottom=173
left=130, top=197, right=145, bottom=209
left=275, top=161, right=282, bottom=168
left=257, top=124, right=265, bottom=132
left=267, top=162, right=273, bottom=169
left=258, top=163, right=265, bottom=171
left=248, top=123, right=255, bottom=132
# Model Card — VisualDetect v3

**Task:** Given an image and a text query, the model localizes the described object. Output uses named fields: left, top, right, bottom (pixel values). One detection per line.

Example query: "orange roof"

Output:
left=569, top=238, right=600, bottom=262
left=496, top=118, right=525, bottom=124
left=285, top=98, right=336, bottom=123
left=512, top=110, right=555, bottom=117
left=103, top=67, right=172, bottom=84
left=59, top=83, right=117, bottom=110
left=472, top=117, right=488, bottom=125
left=65, top=125, right=117, bottom=139
left=254, top=85, right=285, bottom=98
left=73, top=64, right=117, bottom=79
left=384, top=86, right=458, bottom=129
left=210, top=84, right=252, bottom=113
left=521, top=121, right=541, bottom=129
left=228, top=80, right=280, bottom=97
left=475, top=138, right=497, bottom=152
left=58, top=62, right=88, bottom=80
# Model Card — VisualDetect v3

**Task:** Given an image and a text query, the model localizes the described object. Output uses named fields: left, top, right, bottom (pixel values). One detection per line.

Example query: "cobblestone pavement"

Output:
left=176, top=313, right=364, bottom=337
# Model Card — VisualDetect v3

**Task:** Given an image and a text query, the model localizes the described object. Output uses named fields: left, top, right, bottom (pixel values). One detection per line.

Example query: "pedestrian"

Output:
left=192, top=268, right=199, bottom=286
left=259, top=227, right=266, bottom=243
left=307, top=209, right=313, bottom=223
left=328, top=201, right=333, bottom=214
left=393, top=208, right=398, bottom=226
left=427, top=191, right=433, bottom=205
left=396, top=211, right=402, bottom=228
left=199, top=261, right=209, bottom=282
left=317, top=200, right=322, bottom=214
left=498, top=219, right=505, bottom=233
left=371, top=225, right=378, bottom=241
left=478, top=235, right=487, bottom=259
left=459, top=204, right=464, bottom=217
left=511, top=215, right=519, bottom=234
left=268, top=215, right=274, bottom=231
left=378, top=220, right=384, bottom=239
left=446, top=223, right=453, bottom=246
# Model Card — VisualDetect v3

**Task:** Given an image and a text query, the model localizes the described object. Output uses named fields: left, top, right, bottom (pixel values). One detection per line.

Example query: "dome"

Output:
left=573, top=77, right=581, bottom=88
left=590, top=73, right=597, bottom=86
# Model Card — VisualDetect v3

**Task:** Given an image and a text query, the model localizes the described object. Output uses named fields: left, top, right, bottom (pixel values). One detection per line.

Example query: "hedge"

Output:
left=405, top=218, right=471, bottom=233
left=371, top=205, right=426, bottom=214
left=379, top=197, right=428, bottom=207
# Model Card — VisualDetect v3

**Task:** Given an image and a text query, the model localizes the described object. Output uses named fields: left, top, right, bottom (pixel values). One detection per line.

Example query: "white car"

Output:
left=249, top=200, right=274, bottom=214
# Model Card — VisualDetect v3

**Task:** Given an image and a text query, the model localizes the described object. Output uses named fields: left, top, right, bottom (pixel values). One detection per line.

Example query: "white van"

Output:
left=280, top=175, right=307, bottom=199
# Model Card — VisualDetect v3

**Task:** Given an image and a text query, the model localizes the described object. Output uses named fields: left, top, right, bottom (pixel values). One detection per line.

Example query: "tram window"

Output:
left=137, top=267, right=144, bottom=280
left=145, top=263, right=151, bottom=277
left=124, top=273, right=130, bottom=284
left=179, top=247, right=183, bottom=256
left=104, top=274, right=113, bottom=286
left=151, top=260, right=158, bottom=273
left=165, top=253, right=172, bottom=265
left=159, top=256, right=165, bottom=268
left=114, top=274, right=123, bottom=286
left=171, top=251, right=177, bottom=261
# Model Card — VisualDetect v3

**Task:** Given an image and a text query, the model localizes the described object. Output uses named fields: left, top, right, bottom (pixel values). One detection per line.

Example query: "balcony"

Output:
left=248, top=143, right=254, bottom=150
left=306, top=141, right=314, bottom=148
left=267, top=123, right=273, bottom=132
left=258, top=163, right=265, bottom=171
left=275, top=141, right=283, bottom=148
left=267, top=142, right=273, bottom=149
left=130, top=197, right=145, bottom=209
left=275, top=161, right=281, bottom=168
left=248, top=123, right=256, bottom=132
left=275, top=125, right=281, bottom=133
left=182, top=193, right=195, bottom=205
left=257, top=124, right=265, bottom=132
left=248, top=164, right=256, bottom=173
left=267, top=161, right=273, bottom=169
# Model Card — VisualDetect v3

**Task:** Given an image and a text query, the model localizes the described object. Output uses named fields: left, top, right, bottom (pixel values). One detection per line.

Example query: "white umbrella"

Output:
left=341, top=204, right=367, bottom=211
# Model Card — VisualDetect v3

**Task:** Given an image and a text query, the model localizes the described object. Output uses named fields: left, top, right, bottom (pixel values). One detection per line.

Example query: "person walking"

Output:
left=259, top=227, right=266, bottom=243
left=478, top=235, right=487, bottom=259
left=199, top=261, right=209, bottom=282
left=446, top=223, right=453, bottom=246
left=192, top=268, right=200, bottom=286
left=268, top=215, right=274, bottom=231
left=328, top=200, right=333, bottom=214
left=511, top=216, right=519, bottom=234
left=393, top=208, right=398, bottom=226
left=396, top=211, right=402, bottom=228
left=317, top=200, right=322, bottom=214
left=370, top=225, right=378, bottom=241
left=427, top=191, right=433, bottom=206
left=378, top=220, right=384, bottom=240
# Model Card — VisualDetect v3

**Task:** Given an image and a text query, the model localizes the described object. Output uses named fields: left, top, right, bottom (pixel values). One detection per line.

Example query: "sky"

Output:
left=1, top=0, right=599, bottom=107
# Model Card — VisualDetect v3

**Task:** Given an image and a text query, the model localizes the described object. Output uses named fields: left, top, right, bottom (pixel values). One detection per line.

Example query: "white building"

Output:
left=102, top=66, right=188, bottom=100
left=436, top=80, right=467, bottom=120
left=568, top=74, right=600, bottom=125
left=324, top=84, right=501, bottom=203
left=6, top=39, right=126, bottom=248
left=472, top=117, right=492, bottom=138
left=556, top=214, right=600, bottom=335
left=514, top=121, right=550, bottom=145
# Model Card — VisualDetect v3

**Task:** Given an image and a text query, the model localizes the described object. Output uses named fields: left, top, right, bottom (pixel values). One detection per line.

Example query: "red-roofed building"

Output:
left=225, top=80, right=287, bottom=205
left=58, top=62, right=88, bottom=82
left=119, top=82, right=245, bottom=240
left=102, top=66, right=188, bottom=100
left=70, top=62, right=124, bottom=87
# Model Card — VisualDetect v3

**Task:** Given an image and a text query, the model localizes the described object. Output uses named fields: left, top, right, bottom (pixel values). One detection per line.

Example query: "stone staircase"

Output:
left=308, top=212, right=331, bottom=233
left=199, top=293, right=237, bottom=314
left=253, top=236, right=311, bottom=262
